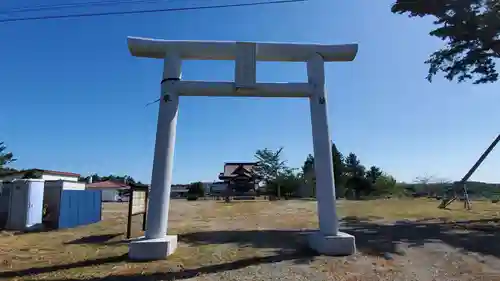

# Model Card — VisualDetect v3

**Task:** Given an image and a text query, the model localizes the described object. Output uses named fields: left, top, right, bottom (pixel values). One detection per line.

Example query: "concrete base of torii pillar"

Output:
left=128, top=235, right=178, bottom=260
left=308, top=231, right=356, bottom=256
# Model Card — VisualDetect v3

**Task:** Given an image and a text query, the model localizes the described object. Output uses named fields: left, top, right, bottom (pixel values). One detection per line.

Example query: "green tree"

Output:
left=254, top=147, right=287, bottom=185
left=373, top=173, right=398, bottom=196
left=345, top=176, right=373, bottom=200
left=0, top=142, right=16, bottom=172
left=188, top=181, right=205, bottom=197
left=298, top=144, right=346, bottom=198
left=344, top=153, right=370, bottom=199
left=21, top=170, right=43, bottom=179
left=366, top=166, right=383, bottom=183
left=344, top=153, right=365, bottom=178
left=300, top=154, right=316, bottom=197
left=271, top=168, right=302, bottom=198
left=103, top=174, right=137, bottom=184
left=79, top=174, right=137, bottom=185
left=392, top=0, right=500, bottom=84
left=332, top=142, right=347, bottom=198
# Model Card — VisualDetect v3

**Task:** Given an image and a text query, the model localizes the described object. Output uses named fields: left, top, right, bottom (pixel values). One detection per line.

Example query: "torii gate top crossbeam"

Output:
left=127, top=37, right=358, bottom=62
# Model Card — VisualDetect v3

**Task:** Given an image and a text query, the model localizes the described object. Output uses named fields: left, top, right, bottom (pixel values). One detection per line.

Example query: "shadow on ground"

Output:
left=341, top=216, right=500, bottom=258
left=0, top=254, right=129, bottom=279
left=64, top=233, right=123, bottom=245
left=179, top=229, right=315, bottom=250
left=0, top=230, right=317, bottom=280
left=6, top=251, right=312, bottom=281
left=5, top=218, right=500, bottom=280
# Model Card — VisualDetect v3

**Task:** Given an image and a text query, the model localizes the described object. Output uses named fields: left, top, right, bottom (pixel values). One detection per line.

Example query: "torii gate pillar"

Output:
left=127, top=37, right=358, bottom=260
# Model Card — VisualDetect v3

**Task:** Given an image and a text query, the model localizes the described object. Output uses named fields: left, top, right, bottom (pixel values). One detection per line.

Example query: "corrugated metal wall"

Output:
left=58, top=190, right=102, bottom=229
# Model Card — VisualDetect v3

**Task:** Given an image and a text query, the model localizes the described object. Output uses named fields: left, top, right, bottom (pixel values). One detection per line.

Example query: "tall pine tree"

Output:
left=332, top=142, right=346, bottom=198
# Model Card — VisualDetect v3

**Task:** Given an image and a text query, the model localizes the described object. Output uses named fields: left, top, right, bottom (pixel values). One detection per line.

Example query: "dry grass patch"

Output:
left=338, top=198, right=500, bottom=222
left=0, top=199, right=499, bottom=281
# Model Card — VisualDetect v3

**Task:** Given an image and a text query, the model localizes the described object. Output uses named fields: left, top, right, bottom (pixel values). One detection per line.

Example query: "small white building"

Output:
left=0, top=169, right=80, bottom=182
left=86, top=180, right=129, bottom=202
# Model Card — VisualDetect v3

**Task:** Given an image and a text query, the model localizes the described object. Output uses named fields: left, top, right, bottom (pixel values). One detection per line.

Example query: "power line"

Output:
left=0, top=0, right=192, bottom=14
left=0, top=0, right=305, bottom=23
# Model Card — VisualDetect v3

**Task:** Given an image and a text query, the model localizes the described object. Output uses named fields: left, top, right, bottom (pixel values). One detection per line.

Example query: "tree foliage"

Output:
left=79, top=174, right=139, bottom=185
left=346, top=176, right=374, bottom=200
left=290, top=143, right=402, bottom=200
left=253, top=147, right=287, bottom=184
left=0, top=142, right=16, bottom=172
left=366, top=166, right=383, bottom=183
left=254, top=148, right=304, bottom=197
left=188, top=181, right=205, bottom=197
left=301, top=154, right=315, bottom=178
left=392, top=0, right=500, bottom=84
left=374, top=173, right=398, bottom=196
left=289, top=141, right=402, bottom=199
left=21, top=170, right=43, bottom=179
left=300, top=154, right=316, bottom=195
left=269, top=167, right=302, bottom=198
left=344, top=153, right=366, bottom=178
left=298, top=145, right=347, bottom=198
left=331, top=143, right=346, bottom=196
left=342, top=153, right=371, bottom=199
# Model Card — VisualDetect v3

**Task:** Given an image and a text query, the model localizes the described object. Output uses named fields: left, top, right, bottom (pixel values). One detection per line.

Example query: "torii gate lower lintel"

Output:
left=127, top=37, right=358, bottom=260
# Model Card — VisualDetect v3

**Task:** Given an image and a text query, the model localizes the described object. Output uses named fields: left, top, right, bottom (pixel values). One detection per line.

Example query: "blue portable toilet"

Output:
left=5, top=179, right=45, bottom=231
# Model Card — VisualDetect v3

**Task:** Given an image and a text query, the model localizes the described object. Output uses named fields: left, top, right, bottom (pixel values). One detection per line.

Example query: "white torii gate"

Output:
left=127, top=36, right=358, bottom=260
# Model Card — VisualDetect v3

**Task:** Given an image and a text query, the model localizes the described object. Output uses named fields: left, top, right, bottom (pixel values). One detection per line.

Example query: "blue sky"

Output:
left=1, top=0, right=499, bottom=184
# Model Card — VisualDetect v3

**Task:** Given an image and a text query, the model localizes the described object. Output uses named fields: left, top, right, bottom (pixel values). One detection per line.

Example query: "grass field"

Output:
left=1, top=198, right=500, bottom=280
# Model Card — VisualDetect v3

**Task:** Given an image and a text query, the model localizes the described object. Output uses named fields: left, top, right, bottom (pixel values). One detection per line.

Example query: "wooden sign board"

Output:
left=132, top=190, right=147, bottom=215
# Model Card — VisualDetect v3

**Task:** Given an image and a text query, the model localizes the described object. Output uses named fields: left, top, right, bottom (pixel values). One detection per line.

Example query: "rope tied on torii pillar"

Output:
left=161, top=78, right=180, bottom=103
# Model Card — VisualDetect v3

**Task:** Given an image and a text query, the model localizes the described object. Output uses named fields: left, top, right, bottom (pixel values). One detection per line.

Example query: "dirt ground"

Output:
left=1, top=198, right=500, bottom=280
